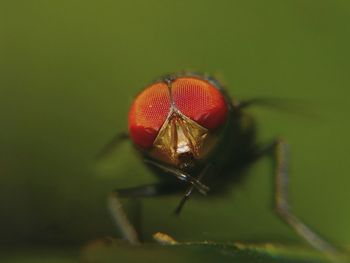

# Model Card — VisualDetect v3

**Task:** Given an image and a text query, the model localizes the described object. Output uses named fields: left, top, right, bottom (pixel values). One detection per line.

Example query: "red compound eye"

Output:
left=172, top=77, right=228, bottom=129
left=128, top=82, right=171, bottom=148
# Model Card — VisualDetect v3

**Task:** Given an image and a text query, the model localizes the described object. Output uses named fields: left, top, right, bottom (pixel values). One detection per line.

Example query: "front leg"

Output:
left=174, top=163, right=212, bottom=215
left=109, top=182, right=185, bottom=244
left=144, top=159, right=209, bottom=195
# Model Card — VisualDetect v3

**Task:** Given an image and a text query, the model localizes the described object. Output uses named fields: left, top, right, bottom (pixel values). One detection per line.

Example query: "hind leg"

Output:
left=263, top=139, right=344, bottom=262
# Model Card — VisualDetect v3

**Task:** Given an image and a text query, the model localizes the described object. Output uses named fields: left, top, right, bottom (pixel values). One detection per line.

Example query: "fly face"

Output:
left=128, top=75, right=229, bottom=171
left=151, top=103, right=216, bottom=170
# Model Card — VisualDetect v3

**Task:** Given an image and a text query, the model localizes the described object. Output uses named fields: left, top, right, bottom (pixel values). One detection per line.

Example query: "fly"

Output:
left=98, top=73, right=345, bottom=262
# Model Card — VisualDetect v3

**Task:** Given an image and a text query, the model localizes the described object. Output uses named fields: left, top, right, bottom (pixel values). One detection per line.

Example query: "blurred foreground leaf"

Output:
left=80, top=238, right=336, bottom=263
left=2, top=240, right=348, bottom=263
left=0, top=248, right=77, bottom=263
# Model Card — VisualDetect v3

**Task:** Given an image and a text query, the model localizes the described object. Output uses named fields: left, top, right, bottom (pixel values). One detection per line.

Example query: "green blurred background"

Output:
left=1, top=0, right=350, bottom=262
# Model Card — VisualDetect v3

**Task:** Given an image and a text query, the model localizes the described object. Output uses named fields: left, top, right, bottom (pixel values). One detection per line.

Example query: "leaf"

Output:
left=80, top=238, right=337, bottom=263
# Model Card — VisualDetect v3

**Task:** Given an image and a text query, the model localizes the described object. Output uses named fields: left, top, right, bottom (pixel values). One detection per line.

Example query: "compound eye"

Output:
left=128, top=82, right=171, bottom=148
left=172, top=77, right=228, bottom=130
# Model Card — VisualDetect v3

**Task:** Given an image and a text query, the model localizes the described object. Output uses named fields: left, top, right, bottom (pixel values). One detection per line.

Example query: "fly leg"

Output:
left=109, top=182, right=185, bottom=244
left=109, top=191, right=139, bottom=244
left=96, top=132, right=129, bottom=160
left=144, top=159, right=209, bottom=195
left=260, top=139, right=345, bottom=262
left=174, top=164, right=212, bottom=215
